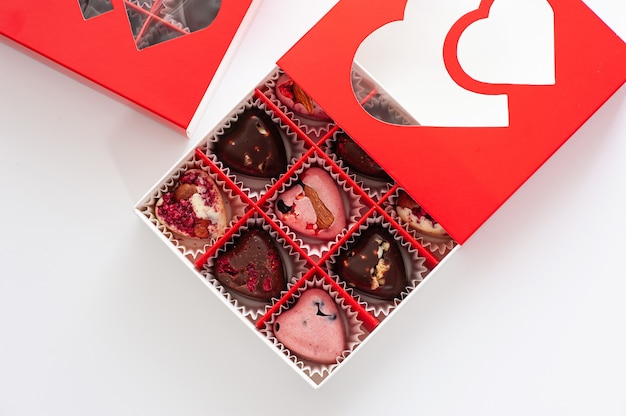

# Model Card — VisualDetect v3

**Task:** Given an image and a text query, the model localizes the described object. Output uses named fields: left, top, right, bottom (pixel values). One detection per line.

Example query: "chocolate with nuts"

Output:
left=155, top=169, right=227, bottom=240
left=334, top=225, right=408, bottom=300
left=215, top=108, right=288, bottom=178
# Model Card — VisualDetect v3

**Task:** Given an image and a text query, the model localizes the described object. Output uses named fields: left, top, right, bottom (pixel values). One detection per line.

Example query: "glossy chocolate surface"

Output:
left=215, top=108, right=288, bottom=178
left=214, top=229, right=286, bottom=301
left=334, top=133, right=391, bottom=181
left=334, top=225, right=408, bottom=300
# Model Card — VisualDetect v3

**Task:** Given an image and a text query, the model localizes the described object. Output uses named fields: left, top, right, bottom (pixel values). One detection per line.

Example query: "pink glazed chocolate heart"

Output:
left=275, top=167, right=347, bottom=241
left=274, top=288, right=346, bottom=364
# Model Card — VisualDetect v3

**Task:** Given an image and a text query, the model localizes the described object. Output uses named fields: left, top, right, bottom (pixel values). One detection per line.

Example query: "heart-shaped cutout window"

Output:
left=124, top=0, right=222, bottom=50
left=353, top=0, right=555, bottom=127
left=78, top=0, right=114, bottom=19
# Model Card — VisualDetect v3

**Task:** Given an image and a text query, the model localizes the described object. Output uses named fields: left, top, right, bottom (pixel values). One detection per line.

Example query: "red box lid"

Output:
left=0, top=0, right=260, bottom=134
left=278, top=0, right=626, bottom=243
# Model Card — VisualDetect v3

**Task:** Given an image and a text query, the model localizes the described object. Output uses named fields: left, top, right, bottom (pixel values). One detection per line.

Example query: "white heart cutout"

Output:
left=354, top=0, right=555, bottom=127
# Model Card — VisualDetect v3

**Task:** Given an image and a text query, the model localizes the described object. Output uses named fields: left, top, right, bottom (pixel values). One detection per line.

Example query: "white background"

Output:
left=1, top=1, right=625, bottom=415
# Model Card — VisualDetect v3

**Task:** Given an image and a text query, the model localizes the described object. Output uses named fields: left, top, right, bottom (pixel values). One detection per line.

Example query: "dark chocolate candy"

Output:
left=362, top=97, right=416, bottom=125
left=334, top=225, right=408, bottom=300
left=334, top=133, right=391, bottom=181
left=214, top=229, right=286, bottom=301
left=215, top=108, right=287, bottom=178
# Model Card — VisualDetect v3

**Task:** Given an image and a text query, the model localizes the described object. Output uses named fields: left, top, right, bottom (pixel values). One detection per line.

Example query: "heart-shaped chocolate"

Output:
left=215, top=108, right=288, bottom=178
left=334, top=225, right=408, bottom=300
left=155, top=169, right=227, bottom=240
left=275, top=74, right=331, bottom=121
left=274, top=288, right=346, bottom=364
left=275, top=167, right=347, bottom=241
left=334, top=132, right=391, bottom=181
left=395, top=190, right=449, bottom=239
left=214, top=229, right=286, bottom=301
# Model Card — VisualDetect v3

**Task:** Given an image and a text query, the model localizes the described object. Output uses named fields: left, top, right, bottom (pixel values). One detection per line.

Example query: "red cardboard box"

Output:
left=278, top=0, right=626, bottom=243
left=131, top=0, right=625, bottom=388
left=0, top=0, right=263, bottom=135
left=4, top=0, right=623, bottom=388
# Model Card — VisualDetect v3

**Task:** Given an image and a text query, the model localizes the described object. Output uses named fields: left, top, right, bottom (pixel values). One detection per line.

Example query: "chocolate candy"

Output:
left=215, top=108, right=287, bottom=178
left=214, top=229, right=286, bottom=301
left=274, top=288, right=345, bottom=364
left=334, top=225, right=408, bottom=300
left=334, top=132, right=391, bottom=181
left=275, top=167, right=347, bottom=241
left=396, top=190, right=449, bottom=238
left=275, top=74, right=331, bottom=121
left=155, top=169, right=227, bottom=240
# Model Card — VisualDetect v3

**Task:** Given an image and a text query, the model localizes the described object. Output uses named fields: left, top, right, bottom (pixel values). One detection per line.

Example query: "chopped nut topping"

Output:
left=255, top=121, right=269, bottom=137
left=370, top=237, right=391, bottom=290
left=194, top=219, right=212, bottom=238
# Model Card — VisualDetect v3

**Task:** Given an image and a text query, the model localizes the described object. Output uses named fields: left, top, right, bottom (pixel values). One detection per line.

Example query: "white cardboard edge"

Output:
left=133, top=146, right=463, bottom=388
left=134, top=192, right=462, bottom=389
left=185, top=0, right=265, bottom=139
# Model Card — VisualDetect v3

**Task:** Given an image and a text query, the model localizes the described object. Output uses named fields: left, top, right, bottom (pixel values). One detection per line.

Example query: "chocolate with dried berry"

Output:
left=214, top=107, right=288, bottom=178
left=155, top=169, right=227, bottom=240
left=214, top=228, right=286, bottom=301
left=333, top=225, right=408, bottom=301
left=395, top=190, right=449, bottom=239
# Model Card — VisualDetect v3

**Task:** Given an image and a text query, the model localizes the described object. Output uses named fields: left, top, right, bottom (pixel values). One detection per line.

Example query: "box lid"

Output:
left=0, top=0, right=260, bottom=134
left=278, top=0, right=626, bottom=243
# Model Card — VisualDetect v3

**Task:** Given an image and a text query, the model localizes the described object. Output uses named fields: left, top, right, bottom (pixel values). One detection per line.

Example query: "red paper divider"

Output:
left=255, top=268, right=317, bottom=329
left=252, top=206, right=319, bottom=268
left=375, top=204, right=439, bottom=269
left=316, top=265, right=379, bottom=332
left=255, top=267, right=380, bottom=333
left=257, top=86, right=440, bottom=268
left=126, top=0, right=190, bottom=48
left=318, top=205, right=378, bottom=265
left=255, top=147, right=316, bottom=207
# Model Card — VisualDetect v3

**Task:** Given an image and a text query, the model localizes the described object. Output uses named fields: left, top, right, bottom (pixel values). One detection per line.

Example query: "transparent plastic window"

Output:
left=122, top=0, right=221, bottom=49
left=78, top=0, right=114, bottom=19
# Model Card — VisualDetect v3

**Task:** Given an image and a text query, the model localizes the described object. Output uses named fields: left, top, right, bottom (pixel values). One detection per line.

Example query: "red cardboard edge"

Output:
left=0, top=0, right=258, bottom=132
left=278, top=0, right=626, bottom=244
